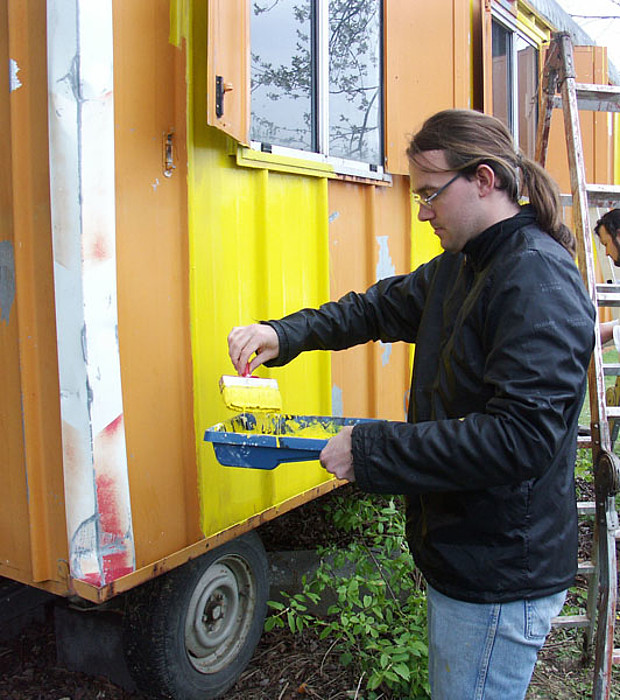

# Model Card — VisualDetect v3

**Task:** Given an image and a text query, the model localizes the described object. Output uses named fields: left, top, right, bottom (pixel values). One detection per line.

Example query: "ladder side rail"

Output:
left=554, top=35, right=616, bottom=700
left=557, top=36, right=611, bottom=456
left=535, top=41, right=561, bottom=166
left=592, top=499, right=619, bottom=698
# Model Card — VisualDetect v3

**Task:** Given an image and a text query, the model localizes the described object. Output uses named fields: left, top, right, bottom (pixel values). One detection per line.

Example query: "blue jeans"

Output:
left=427, top=585, right=566, bottom=700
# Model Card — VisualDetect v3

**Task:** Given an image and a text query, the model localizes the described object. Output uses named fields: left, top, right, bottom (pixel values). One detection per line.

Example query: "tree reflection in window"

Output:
left=251, top=0, right=382, bottom=165
left=251, top=1, right=314, bottom=151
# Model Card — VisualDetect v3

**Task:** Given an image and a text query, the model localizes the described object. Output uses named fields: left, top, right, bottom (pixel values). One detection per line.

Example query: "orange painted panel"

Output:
left=385, top=0, right=473, bottom=175
left=112, top=0, right=200, bottom=568
left=1, top=0, right=67, bottom=584
left=328, top=176, right=412, bottom=421
left=0, top=3, right=30, bottom=576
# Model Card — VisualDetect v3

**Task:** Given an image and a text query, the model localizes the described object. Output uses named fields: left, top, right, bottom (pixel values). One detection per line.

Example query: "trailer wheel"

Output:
left=123, top=531, right=268, bottom=699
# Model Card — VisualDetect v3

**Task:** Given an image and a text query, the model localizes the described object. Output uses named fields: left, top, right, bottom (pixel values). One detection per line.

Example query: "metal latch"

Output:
left=215, top=76, right=234, bottom=118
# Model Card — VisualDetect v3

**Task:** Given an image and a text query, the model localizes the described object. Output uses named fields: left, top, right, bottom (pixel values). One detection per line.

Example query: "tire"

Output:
left=123, top=531, right=268, bottom=699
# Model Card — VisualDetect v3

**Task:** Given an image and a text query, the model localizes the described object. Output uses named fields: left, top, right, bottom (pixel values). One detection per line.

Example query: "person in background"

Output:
left=595, top=209, right=620, bottom=346
left=227, top=109, right=595, bottom=699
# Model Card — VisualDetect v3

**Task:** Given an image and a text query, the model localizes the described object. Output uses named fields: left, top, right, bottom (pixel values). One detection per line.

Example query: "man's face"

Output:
left=408, top=150, right=484, bottom=254
left=598, top=225, right=620, bottom=267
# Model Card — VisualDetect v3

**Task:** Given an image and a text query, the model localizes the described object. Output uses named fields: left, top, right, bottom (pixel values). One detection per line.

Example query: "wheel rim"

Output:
left=184, top=555, right=257, bottom=674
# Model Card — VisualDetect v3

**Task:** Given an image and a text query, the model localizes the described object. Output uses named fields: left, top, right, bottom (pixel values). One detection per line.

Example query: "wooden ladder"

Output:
left=535, top=32, right=620, bottom=700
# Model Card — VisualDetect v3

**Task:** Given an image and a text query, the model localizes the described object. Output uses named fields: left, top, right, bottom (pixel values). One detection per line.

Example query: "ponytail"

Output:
left=520, top=156, right=576, bottom=256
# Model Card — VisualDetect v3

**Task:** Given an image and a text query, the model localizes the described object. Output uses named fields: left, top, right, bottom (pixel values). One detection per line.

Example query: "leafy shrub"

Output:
left=266, top=493, right=430, bottom=698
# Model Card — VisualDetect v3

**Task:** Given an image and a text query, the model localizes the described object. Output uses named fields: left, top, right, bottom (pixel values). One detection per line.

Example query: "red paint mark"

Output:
left=96, top=473, right=122, bottom=535
left=92, top=413, right=135, bottom=585
left=102, top=552, right=134, bottom=582
left=102, top=413, right=123, bottom=437
left=81, top=571, right=103, bottom=587
left=91, top=235, right=108, bottom=261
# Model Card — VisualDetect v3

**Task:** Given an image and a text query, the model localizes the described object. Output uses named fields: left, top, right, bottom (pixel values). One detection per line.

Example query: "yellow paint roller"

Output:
left=219, top=364, right=282, bottom=412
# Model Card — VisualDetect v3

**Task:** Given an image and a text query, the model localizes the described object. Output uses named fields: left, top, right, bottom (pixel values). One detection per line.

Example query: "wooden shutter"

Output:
left=206, top=0, right=250, bottom=145
left=384, top=0, right=474, bottom=175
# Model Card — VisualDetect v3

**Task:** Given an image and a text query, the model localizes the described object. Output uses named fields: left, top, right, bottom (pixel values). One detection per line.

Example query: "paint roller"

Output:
left=219, top=363, right=282, bottom=413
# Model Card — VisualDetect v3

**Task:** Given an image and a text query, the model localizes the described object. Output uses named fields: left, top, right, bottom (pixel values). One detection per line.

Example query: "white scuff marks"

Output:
left=380, top=341, right=392, bottom=367
left=376, top=236, right=395, bottom=280
left=332, top=384, right=343, bottom=417
left=376, top=236, right=395, bottom=366
left=0, top=241, right=16, bottom=324
left=9, top=59, right=22, bottom=92
left=47, top=0, right=135, bottom=587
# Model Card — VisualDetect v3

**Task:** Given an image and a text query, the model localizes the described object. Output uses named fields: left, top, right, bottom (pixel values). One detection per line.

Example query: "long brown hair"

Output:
left=407, top=109, right=576, bottom=256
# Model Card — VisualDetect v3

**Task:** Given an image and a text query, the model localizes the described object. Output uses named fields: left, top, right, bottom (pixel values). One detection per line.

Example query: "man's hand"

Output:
left=227, top=324, right=280, bottom=375
left=319, top=426, right=355, bottom=482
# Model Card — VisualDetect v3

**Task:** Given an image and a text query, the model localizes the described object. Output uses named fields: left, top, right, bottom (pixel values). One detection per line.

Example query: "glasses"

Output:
left=412, top=172, right=461, bottom=209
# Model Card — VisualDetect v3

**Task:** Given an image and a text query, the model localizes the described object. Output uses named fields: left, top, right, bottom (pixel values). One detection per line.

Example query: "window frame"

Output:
left=491, top=5, right=540, bottom=153
left=248, top=0, right=389, bottom=183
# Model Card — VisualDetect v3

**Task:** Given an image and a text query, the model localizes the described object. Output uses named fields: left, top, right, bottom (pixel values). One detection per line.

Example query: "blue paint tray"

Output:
left=204, top=413, right=374, bottom=469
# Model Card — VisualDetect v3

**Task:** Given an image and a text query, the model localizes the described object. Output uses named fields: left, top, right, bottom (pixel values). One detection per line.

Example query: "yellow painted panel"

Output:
left=189, top=6, right=330, bottom=537
left=188, top=128, right=332, bottom=535
left=411, top=204, right=443, bottom=271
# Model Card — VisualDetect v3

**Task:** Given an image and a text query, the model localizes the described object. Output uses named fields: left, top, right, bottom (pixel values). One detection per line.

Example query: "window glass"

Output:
left=491, top=19, right=539, bottom=159
left=328, top=0, right=382, bottom=163
left=516, top=36, right=538, bottom=158
left=251, top=0, right=314, bottom=151
left=251, top=0, right=383, bottom=168
left=492, top=20, right=512, bottom=131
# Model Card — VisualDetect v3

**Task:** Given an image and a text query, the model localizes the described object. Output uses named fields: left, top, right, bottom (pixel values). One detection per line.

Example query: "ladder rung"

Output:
left=560, top=185, right=620, bottom=209
left=613, top=649, right=620, bottom=665
left=578, top=561, right=596, bottom=576
left=552, top=614, right=591, bottom=629
left=577, top=436, right=592, bottom=449
left=597, top=296, right=620, bottom=308
left=578, top=501, right=596, bottom=516
left=597, top=283, right=620, bottom=295
left=606, top=406, right=620, bottom=418
left=553, top=83, right=620, bottom=112
left=604, top=363, right=620, bottom=376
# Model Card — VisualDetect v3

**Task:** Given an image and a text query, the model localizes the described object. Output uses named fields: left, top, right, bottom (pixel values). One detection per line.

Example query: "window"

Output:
left=491, top=16, right=539, bottom=158
left=250, top=0, right=384, bottom=177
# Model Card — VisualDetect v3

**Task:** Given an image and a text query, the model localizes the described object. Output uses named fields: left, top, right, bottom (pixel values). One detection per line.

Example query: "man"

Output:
left=595, top=209, right=620, bottom=345
left=228, top=110, right=595, bottom=699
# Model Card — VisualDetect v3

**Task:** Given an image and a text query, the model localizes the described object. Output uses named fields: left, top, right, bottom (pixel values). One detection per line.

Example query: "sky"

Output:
left=554, top=0, right=620, bottom=71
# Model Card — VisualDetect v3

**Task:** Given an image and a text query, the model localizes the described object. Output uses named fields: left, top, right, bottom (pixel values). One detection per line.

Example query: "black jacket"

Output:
left=266, top=207, right=595, bottom=603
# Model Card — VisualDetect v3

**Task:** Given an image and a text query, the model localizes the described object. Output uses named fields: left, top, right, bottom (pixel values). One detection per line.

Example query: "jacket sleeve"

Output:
left=352, top=248, right=595, bottom=494
left=264, top=260, right=438, bottom=366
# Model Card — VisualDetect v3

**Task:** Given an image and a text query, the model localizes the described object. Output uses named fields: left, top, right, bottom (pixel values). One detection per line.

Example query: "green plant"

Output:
left=266, top=493, right=430, bottom=699
left=575, top=448, right=593, bottom=483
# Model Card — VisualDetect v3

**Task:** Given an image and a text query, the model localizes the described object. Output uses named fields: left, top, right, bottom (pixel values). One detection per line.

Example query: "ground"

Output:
left=0, top=484, right=618, bottom=699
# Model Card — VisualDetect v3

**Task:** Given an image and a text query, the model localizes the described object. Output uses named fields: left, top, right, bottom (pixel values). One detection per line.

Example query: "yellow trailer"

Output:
left=1, top=0, right=616, bottom=698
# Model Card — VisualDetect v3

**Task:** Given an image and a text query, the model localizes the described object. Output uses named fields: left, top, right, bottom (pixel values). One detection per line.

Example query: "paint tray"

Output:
left=204, top=412, right=374, bottom=470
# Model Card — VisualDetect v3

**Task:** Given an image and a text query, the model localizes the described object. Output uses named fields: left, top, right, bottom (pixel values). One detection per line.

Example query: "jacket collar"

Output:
left=462, top=205, right=538, bottom=271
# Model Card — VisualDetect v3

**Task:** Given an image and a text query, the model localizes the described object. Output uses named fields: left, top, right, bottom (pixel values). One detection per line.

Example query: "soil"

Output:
left=0, top=483, right=614, bottom=700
